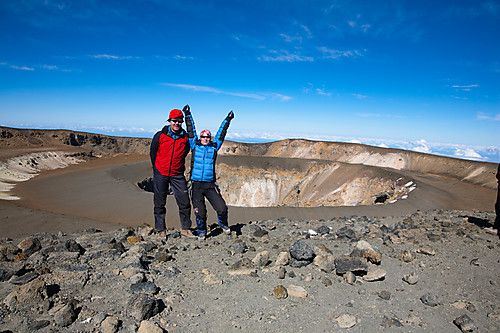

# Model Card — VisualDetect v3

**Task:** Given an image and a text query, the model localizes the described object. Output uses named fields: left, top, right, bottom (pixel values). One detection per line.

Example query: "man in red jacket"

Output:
left=150, top=108, right=195, bottom=239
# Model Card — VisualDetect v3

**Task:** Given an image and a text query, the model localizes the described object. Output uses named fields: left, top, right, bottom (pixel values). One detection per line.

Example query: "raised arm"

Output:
left=213, top=110, right=234, bottom=150
left=183, top=104, right=198, bottom=148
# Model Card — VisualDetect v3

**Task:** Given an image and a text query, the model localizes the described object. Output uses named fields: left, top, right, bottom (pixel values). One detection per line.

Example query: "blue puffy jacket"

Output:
left=185, top=112, right=231, bottom=182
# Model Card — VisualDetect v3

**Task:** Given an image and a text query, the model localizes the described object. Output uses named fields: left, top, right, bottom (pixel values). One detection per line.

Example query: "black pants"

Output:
left=191, top=181, right=228, bottom=221
left=153, top=171, right=191, bottom=231
left=495, top=164, right=500, bottom=230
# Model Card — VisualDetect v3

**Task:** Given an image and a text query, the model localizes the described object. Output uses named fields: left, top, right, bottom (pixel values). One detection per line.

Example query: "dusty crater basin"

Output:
left=129, top=155, right=414, bottom=208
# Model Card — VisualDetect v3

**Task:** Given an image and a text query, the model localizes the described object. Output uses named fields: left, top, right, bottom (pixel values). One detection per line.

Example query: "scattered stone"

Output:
left=65, top=239, right=85, bottom=254
left=315, top=243, right=333, bottom=255
left=127, top=235, right=143, bottom=244
left=53, top=301, right=78, bottom=327
left=289, top=257, right=312, bottom=267
left=274, top=285, right=288, bottom=299
left=334, top=256, right=368, bottom=275
left=4, top=278, right=48, bottom=311
left=163, top=266, right=181, bottom=278
left=232, top=242, right=247, bottom=254
left=17, top=237, right=41, bottom=256
left=287, top=284, right=307, bottom=298
left=204, top=273, right=223, bottom=285
left=252, top=250, right=269, bottom=266
left=420, top=293, right=440, bottom=307
left=313, top=254, right=336, bottom=272
left=363, top=268, right=386, bottom=281
left=9, top=271, right=38, bottom=285
left=453, top=314, right=476, bottom=332
left=101, top=316, right=121, bottom=333
left=343, top=271, right=356, bottom=284
left=402, top=272, right=419, bottom=285
left=275, top=251, right=291, bottom=266
left=350, top=240, right=382, bottom=264
left=336, top=227, right=357, bottom=240
left=417, top=245, right=436, bottom=255
left=228, top=258, right=256, bottom=276
left=398, top=250, right=414, bottom=262
left=381, top=315, right=403, bottom=328
left=253, top=229, right=269, bottom=238
left=322, top=277, right=332, bottom=286
left=336, top=314, right=356, bottom=328
left=289, top=240, right=315, bottom=261
left=277, top=267, right=286, bottom=279
left=128, top=294, right=165, bottom=321
left=138, top=320, right=165, bottom=333
left=130, top=281, right=159, bottom=294
left=378, top=290, right=391, bottom=300
left=28, top=320, right=51, bottom=330
left=316, top=225, right=331, bottom=235
left=427, top=233, right=441, bottom=242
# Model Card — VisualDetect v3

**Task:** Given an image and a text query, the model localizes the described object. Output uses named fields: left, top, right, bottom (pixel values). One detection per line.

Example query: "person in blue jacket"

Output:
left=182, top=105, right=234, bottom=240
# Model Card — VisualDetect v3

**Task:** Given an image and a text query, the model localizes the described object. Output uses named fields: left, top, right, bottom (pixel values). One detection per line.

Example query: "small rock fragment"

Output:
left=228, top=258, right=256, bottom=276
left=336, top=314, right=356, bottom=328
left=363, top=268, right=386, bottom=281
left=127, top=236, right=143, bottom=244
left=275, top=251, right=291, bottom=266
left=453, top=314, right=476, bottom=332
left=274, top=285, right=288, bottom=299
left=287, top=285, right=307, bottom=298
left=420, top=293, right=440, bottom=307
left=402, top=272, right=419, bottom=285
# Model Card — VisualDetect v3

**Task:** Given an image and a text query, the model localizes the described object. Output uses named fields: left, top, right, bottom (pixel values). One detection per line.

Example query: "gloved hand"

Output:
left=183, top=104, right=191, bottom=115
left=227, top=110, right=234, bottom=120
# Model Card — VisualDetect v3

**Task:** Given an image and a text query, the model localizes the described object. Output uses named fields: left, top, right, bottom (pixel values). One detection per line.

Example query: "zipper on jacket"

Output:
left=168, top=137, right=176, bottom=176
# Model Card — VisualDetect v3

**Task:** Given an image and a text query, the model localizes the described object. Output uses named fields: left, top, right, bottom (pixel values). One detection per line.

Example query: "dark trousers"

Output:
left=153, top=171, right=191, bottom=231
left=191, top=181, right=228, bottom=234
left=495, top=164, right=500, bottom=230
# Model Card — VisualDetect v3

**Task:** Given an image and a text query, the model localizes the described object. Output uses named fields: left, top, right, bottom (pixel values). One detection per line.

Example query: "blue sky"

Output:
left=1, top=0, right=499, bottom=162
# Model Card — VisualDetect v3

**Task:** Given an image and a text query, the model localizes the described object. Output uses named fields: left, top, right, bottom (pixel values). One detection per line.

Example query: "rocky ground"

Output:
left=1, top=209, right=499, bottom=332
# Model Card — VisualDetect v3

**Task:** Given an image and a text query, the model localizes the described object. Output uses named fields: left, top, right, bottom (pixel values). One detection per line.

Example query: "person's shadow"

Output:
left=467, top=216, right=492, bottom=228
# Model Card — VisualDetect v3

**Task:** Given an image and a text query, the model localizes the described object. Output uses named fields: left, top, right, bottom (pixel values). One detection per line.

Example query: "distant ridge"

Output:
left=1, top=126, right=497, bottom=189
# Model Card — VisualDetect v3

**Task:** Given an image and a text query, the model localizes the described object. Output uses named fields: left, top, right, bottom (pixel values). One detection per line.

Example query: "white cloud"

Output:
left=280, top=33, right=302, bottom=43
left=411, top=139, right=431, bottom=154
left=173, top=55, right=194, bottom=60
left=317, top=47, right=365, bottom=59
left=162, top=83, right=291, bottom=102
left=477, top=112, right=500, bottom=121
left=1, top=62, right=35, bottom=71
left=41, top=65, right=58, bottom=70
left=89, top=54, right=137, bottom=60
left=316, top=88, right=331, bottom=96
left=259, top=50, right=314, bottom=62
left=453, top=148, right=482, bottom=160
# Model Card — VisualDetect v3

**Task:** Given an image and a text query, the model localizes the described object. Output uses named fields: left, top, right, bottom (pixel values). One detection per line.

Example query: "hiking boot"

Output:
left=181, top=229, right=196, bottom=239
left=198, top=235, right=206, bottom=241
left=222, top=227, right=231, bottom=235
left=157, top=230, right=166, bottom=240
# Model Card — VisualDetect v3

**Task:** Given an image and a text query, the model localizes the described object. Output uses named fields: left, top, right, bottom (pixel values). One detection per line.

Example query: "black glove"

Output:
left=227, top=110, right=234, bottom=120
left=183, top=104, right=191, bottom=115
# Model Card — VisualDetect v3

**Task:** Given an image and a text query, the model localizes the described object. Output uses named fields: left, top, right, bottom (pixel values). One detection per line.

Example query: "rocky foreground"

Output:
left=1, top=210, right=499, bottom=333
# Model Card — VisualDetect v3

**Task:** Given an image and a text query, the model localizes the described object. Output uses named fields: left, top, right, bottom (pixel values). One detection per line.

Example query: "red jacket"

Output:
left=150, top=126, right=190, bottom=176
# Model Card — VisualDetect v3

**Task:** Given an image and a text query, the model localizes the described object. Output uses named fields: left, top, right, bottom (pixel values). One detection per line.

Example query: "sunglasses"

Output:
left=170, top=119, right=183, bottom=124
left=200, top=136, right=211, bottom=139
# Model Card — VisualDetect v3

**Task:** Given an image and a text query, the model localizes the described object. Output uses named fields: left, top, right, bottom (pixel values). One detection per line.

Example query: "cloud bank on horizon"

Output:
left=0, top=0, right=499, bottom=162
